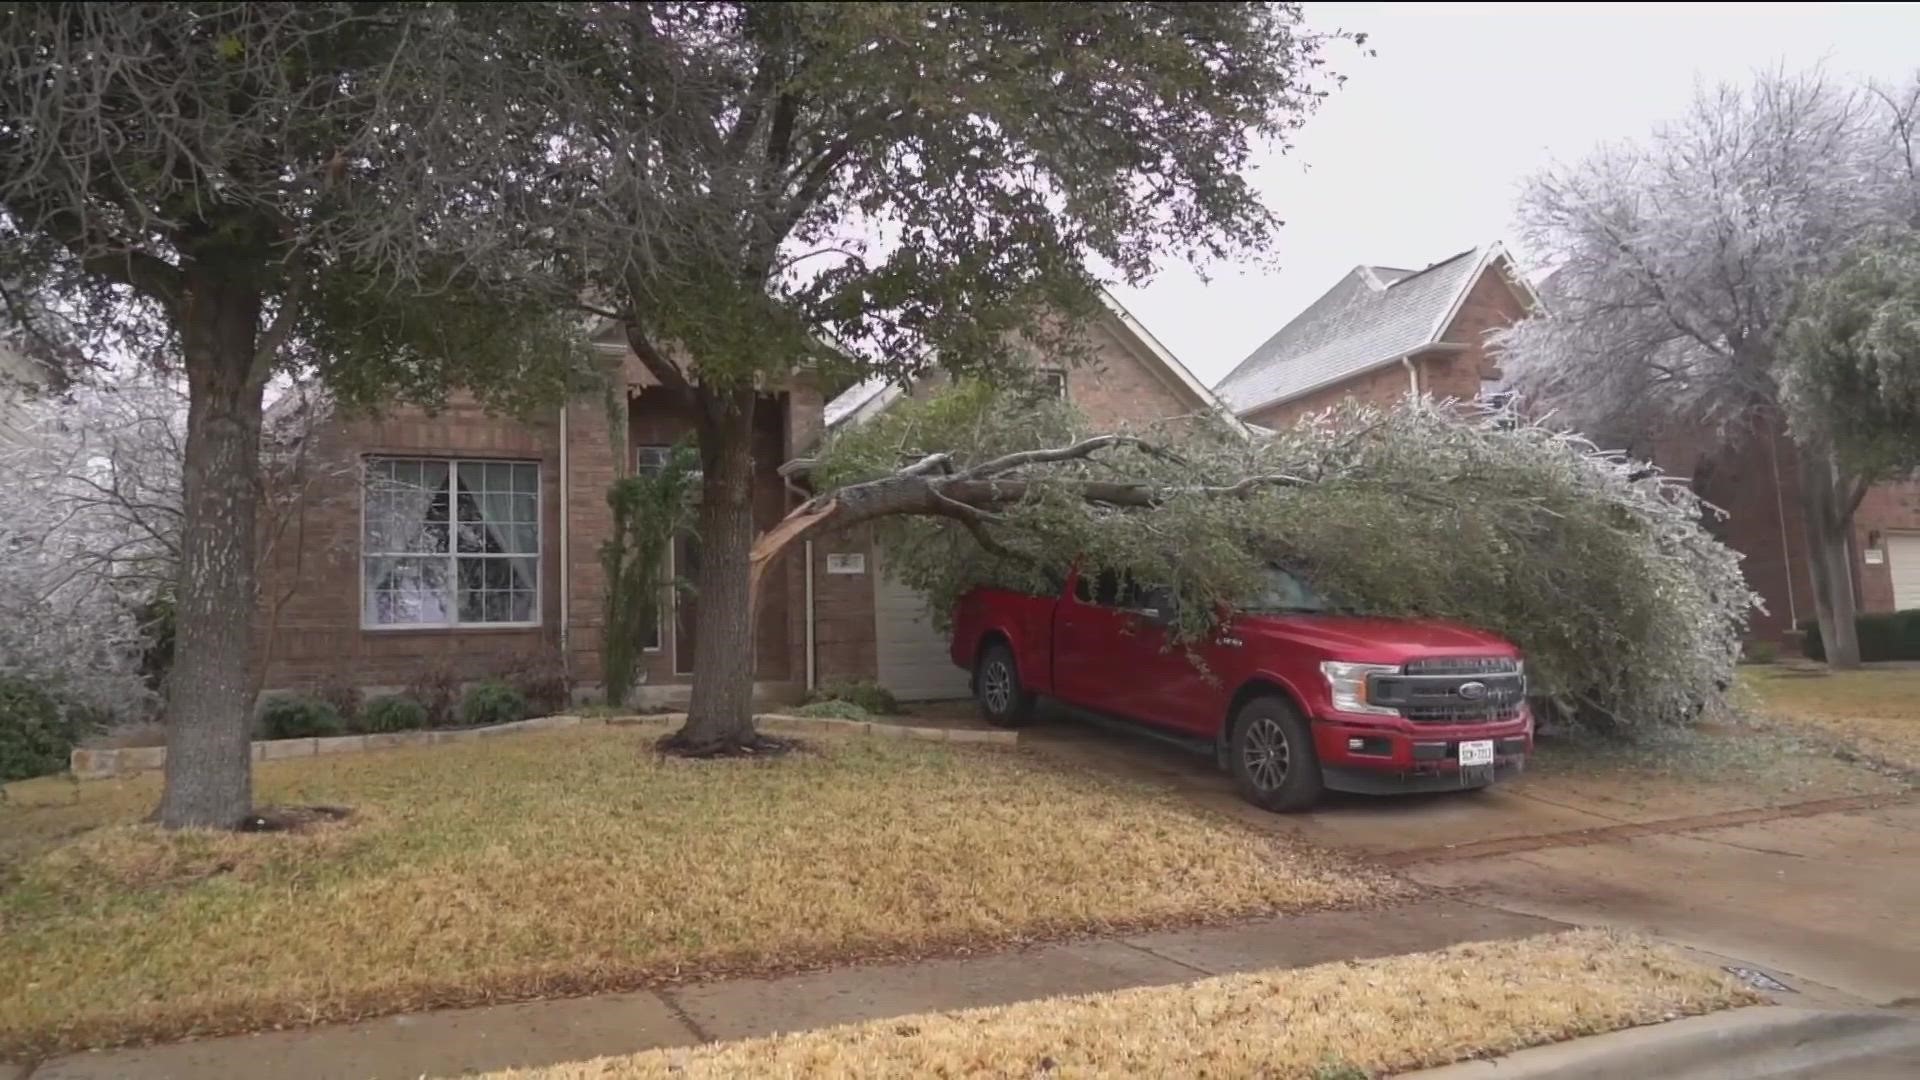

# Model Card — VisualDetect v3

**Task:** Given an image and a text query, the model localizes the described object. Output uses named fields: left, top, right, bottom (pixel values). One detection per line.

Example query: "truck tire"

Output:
left=975, top=641, right=1035, bottom=727
left=1228, top=695, right=1323, bottom=812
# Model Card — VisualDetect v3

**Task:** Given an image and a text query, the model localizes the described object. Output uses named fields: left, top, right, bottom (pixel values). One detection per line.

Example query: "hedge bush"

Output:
left=406, top=663, right=461, bottom=728
left=260, top=695, right=345, bottom=739
left=0, top=677, right=84, bottom=781
left=504, top=650, right=571, bottom=717
left=1800, top=609, right=1920, bottom=662
left=804, top=678, right=900, bottom=717
left=792, top=698, right=872, bottom=721
left=358, top=694, right=429, bottom=733
left=460, top=681, right=527, bottom=727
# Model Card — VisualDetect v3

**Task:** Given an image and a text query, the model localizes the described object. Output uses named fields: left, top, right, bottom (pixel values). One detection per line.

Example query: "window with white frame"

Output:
left=362, top=458, right=541, bottom=628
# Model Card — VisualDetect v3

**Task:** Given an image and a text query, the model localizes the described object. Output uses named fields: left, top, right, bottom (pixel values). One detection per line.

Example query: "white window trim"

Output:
left=360, top=455, right=543, bottom=632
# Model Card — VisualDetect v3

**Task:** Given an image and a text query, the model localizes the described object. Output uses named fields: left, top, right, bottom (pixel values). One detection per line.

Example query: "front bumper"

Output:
left=1310, top=711, right=1532, bottom=795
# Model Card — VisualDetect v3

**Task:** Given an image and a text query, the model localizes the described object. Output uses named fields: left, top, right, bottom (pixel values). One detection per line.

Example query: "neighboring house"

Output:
left=1214, top=244, right=1536, bottom=429
left=1214, top=241, right=1920, bottom=644
left=258, top=297, right=1231, bottom=703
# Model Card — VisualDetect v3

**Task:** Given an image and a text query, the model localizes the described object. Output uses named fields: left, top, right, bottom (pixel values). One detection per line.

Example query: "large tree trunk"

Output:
left=158, top=278, right=266, bottom=828
left=668, top=387, right=761, bottom=752
left=1799, top=445, right=1862, bottom=670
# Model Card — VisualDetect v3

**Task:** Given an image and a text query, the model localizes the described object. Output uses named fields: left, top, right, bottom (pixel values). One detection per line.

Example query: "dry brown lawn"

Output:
left=0, top=729, right=1399, bottom=1057
left=482, top=930, right=1754, bottom=1080
left=1742, top=666, right=1920, bottom=771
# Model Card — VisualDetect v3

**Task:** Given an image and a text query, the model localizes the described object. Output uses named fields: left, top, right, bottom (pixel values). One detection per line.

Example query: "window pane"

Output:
left=457, top=460, right=485, bottom=495
left=508, top=592, right=536, bottom=622
left=512, top=463, right=538, bottom=492
left=483, top=558, right=515, bottom=590
left=457, top=589, right=484, bottom=623
left=501, top=523, right=537, bottom=554
left=484, top=592, right=510, bottom=623
left=508, top=556, right=538, bottom=590
left=509, top=493, right=537, bottom=524
left=487, top=462, right=513, bottom=492
left=366, top=556, right=450, bottom=625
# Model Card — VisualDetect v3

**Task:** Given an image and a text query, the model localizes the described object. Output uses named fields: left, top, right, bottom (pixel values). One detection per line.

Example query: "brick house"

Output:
left=259, top=295, right=1233, bottom=703
left=1212, top=242, right=1920, bottom=644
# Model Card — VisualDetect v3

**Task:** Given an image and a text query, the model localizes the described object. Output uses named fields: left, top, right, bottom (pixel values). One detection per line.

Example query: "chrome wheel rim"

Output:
left=982, top=660, right=1013, bottom=714
left=1243, top=716, right=1290, bottom=791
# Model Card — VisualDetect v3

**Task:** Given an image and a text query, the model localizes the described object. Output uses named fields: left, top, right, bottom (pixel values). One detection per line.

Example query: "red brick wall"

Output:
left=1426, top=263, right=1528, bottom=398
left=1240, top=360, right=1417, bottom=429
left=1061, top=317, right=1204, bottom=429
left=258, top=393, right=567, bottom=693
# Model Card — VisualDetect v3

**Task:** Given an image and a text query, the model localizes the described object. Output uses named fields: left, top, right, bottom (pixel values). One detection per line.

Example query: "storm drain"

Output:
left=1724, top=965, right=1796, bottom=993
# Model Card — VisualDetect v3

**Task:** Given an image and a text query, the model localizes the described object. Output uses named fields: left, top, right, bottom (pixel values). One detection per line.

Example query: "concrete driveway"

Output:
left=1022, top=714, right=1920, bottom=1008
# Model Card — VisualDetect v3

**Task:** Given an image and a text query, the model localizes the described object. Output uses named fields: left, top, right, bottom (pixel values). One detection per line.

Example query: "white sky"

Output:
left=1112, top=1, right=1920, bottom=387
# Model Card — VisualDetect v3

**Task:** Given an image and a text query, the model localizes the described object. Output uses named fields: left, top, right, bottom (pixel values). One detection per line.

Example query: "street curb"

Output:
left=1406, top=1006, right=1920, bottom=1079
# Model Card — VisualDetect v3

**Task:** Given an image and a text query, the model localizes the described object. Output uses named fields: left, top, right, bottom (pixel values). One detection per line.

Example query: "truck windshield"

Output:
left=1241, top=566, right=1334, bottom=614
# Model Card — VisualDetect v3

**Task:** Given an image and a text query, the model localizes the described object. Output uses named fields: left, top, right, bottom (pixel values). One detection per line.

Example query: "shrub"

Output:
left=314, top=677, right=363, bottom=725
left=805, top=678, right=899, bottom=717
left=0, top=676, right=84, bottom=781
left=1800, top=609, right=1920, bottom=662
left=1740, top=638, right=1780, bottom=665
left=357, top=694, right=429, bottom=733
left=460, top=681, right=527, bottom=727
left=793, top=698, right=871, bottom=720
left=406, top=662, right=461, bottom=728
left=504, top=650, right=571, bottom=717
left=259, top=695, right=344, bottom=740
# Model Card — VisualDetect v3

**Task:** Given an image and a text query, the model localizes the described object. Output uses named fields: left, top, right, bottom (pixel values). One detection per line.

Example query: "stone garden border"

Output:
left=68, top=712, right=1018, bottom=780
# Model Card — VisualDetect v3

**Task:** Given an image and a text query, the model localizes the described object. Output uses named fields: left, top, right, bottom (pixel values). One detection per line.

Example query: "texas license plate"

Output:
left=1458, top=739, right=1495, bottom=767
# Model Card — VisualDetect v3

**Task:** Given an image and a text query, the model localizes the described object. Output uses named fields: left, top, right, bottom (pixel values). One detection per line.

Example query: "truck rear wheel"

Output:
left=1228, top=696, right=1323, bottom=812
left=975, top=642, right=1035, bottom=727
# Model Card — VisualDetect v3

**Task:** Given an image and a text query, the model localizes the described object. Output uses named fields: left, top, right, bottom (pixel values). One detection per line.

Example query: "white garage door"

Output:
left=872, top=547, right=972, bottom=701
left=1890, top=533, right=1920, bottom=610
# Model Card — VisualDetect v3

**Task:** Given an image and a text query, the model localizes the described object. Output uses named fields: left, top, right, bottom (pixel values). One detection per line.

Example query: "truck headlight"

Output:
left=1319, top=661, right=1402, bottom=717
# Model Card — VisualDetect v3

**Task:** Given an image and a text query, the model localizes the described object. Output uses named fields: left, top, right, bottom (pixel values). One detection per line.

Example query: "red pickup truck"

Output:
left=949, top=566, right=1531, bottom=811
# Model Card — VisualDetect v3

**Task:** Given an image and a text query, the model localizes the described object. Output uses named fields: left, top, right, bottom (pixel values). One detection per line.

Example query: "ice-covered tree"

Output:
left=774, top=384, right=1751, bottom=732
left=1496, top=70, right=1920, bottom=667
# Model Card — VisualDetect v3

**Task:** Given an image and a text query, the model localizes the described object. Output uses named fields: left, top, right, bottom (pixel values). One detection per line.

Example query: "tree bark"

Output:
left=1798, top=444, right=1862, bottom=670
left=668, top=386, right=761, bottom=752
left=158, top=275, right=266, bottom=828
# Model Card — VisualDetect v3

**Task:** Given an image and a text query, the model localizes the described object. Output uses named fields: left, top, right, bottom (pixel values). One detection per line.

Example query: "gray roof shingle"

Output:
left=1213, top=246, right=1488, bottom=413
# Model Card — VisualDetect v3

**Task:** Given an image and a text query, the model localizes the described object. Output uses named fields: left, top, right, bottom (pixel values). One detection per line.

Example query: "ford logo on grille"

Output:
left=1456, top=681, right=1489, bottom=701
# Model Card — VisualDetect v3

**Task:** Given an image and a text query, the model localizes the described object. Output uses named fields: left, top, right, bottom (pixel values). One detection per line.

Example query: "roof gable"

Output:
left=1214, top=244, right=1534, bottom=415
left=824, top=291, right=1245, bottom=435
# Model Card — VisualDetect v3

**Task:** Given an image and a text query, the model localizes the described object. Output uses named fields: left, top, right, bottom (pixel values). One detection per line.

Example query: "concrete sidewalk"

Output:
left=22, top=898, right=1562, bottom=1080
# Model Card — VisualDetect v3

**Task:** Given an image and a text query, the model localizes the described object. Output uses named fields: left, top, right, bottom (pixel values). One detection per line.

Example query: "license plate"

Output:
left=1458, top=739, right=1495, bottom=767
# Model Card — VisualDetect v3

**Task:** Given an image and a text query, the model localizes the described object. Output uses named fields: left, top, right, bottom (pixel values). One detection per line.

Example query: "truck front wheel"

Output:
left=975, top=642, right=1035, bottom=727
left=1228, top=696, right=1324, bottom=812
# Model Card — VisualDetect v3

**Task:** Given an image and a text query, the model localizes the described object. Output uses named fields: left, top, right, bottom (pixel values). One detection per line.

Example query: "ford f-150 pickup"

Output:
left=949, top=566, right=1531, bottom=811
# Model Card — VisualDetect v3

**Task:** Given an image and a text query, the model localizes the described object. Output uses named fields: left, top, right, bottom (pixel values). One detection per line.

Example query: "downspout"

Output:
left=1401, top=355, right=1420, bottom=397
left=804, top=540, right=817, bottom=692
left=558, top=403, right=571, bottom=665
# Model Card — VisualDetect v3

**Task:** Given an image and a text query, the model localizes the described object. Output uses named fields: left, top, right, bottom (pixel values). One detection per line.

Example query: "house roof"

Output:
left=823, top=290, right=1246, bottom=434
left=1213, top=243, right=1533, bottom=416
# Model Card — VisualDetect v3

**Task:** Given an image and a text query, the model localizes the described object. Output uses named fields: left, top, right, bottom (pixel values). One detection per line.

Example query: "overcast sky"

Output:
left=1112, top=1, right=1920, bottom=387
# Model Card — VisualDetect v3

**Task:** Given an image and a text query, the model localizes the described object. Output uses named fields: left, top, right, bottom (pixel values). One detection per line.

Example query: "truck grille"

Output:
left=1404, top=702, right=1525, bottom=724
left=1367, top=657, right=1525, bottom=724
